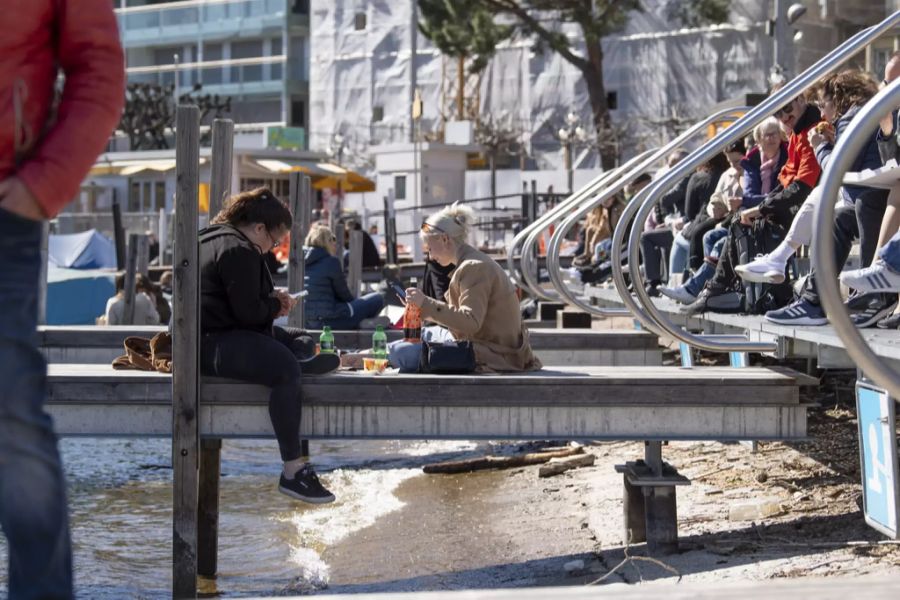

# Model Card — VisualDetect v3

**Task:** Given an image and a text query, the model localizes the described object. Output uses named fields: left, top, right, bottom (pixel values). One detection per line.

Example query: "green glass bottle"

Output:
left=319, top=326, right=335, bottom=354
left=372, top=325, right=388, bottom=359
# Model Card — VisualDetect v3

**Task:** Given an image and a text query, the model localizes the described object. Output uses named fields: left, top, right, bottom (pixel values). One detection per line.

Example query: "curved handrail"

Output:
left=622, top=13, right=900, bottom=352
left=547, top=109, right=749, bottom=317
left=812, top=79, right=900, bottom=397
left=506, top=166, right=630, bottom=298
left=519, top=153, right=654, bottom=303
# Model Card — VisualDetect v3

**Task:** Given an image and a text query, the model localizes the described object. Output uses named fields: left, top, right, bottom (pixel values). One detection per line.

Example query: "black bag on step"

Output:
left=735, top=219, right=794, bottom=314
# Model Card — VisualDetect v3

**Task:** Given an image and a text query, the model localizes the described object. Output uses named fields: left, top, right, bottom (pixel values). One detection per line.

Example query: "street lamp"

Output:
left=769, top=0, right=807, bottom=85
left=558, top=111, right=587, bottom=195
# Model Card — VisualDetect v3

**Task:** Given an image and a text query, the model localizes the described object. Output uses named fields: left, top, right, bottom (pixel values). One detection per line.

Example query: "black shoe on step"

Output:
left=299, top=352, right=341, bottom=375
left=279, top=464, right=336, bottom=504
left=876, top=311, right=900, bottom=329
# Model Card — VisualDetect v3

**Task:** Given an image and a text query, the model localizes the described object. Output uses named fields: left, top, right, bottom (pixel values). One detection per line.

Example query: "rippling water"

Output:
left=0, top=438, right=479, bottom=598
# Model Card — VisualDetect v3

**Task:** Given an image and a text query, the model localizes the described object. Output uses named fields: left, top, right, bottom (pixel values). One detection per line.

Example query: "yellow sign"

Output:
left=199, top=182, right=210, bottom=213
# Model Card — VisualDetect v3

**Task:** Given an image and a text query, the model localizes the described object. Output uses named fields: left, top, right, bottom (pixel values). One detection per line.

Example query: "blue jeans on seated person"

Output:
left=683, top=236, right=727, bottom=296
left=387, top=325, right=455, bottom=373
left=668, top=233, right=690, bottom=282
left=703, top=227, right=728, bottom=257
left=878, top=230, right=900, bottom=273
left=0, top=208, right=73, bottom=599
left=321, top=292, right=385, bottom=330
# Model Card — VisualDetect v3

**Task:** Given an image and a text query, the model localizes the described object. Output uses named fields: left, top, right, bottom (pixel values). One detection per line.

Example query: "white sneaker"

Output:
left=735, top=254, right=786, bottom=284
left=658, top=285, right=697, bottom=304
left=840, top=261, right=900, bottom=294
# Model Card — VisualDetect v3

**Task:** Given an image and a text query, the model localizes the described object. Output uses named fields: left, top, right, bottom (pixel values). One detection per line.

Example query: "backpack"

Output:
left=735, top=219, right=794, bottom=314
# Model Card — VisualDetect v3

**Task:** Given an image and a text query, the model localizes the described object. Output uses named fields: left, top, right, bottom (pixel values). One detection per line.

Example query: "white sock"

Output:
left=767, top=241, right=795, bottom=266
left=283, top=457, right=308, bottom=479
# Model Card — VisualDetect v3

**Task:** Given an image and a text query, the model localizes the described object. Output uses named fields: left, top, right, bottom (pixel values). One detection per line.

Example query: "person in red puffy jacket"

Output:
left=0, top=2, right=124, bottom=598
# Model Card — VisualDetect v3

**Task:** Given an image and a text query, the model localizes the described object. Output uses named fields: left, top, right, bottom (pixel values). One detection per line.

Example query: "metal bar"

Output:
left=812, top=78, right=900, bottom=399
left=624, top=14, right=900, bottom=352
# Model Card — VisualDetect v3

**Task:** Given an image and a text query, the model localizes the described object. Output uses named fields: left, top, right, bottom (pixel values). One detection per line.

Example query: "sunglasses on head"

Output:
left=421, top=221, right=446, bottom=235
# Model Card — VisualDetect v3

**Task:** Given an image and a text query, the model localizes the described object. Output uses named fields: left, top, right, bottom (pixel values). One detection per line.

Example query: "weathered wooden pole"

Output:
left=172, top=104, right=201, bottom=599
left=197, top=438, right=222, bottom=578
left=136, top=234, right=150, bottom=277
left=288, top=172, right=311, bottom=329
left=123, top=233, right=140, bottom=325
left=347, top=229, right=363, bottom=295
left=195, top=117, right=233, bottom=581
left=208, top=119, right=234, bottom=219
left=112, top=192, right=126, bottom=270
left=383, top=190, right=397, bottom=265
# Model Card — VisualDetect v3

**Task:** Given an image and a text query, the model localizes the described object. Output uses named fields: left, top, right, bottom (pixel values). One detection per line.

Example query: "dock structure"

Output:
left=42, top=109, right=815, bottom=598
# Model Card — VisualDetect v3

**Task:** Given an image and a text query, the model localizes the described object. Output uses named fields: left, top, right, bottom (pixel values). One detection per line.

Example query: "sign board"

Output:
left=856, top=381, right=900, bottom=539
left=729, top=351, right=749, bottom=368
left=679, top=341, right=693, bottom=368
left=266, top=126, right=306, bottom=150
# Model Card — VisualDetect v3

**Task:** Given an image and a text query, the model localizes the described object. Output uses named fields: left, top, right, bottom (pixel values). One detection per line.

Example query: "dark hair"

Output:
left=211, top=187, right=292, bottom=232
left=115, top=273, right=125, bottom=293
left=724, top=139, right=746, bottom=155
left=633, top=172, right=652, bottom=186
left=701, top=151, right=730, bottom=174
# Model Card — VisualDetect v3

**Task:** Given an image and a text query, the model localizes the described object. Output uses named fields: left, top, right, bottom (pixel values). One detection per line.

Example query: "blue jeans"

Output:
left=321, top=292, right=385, bottom=330
left=0, top=208, right=73, bottom=599
left=387, top=326, right=455, bottom=373
left=668, top=233, right=690, bottom=282
left=684, top=236, right=727, bottom=296
left=879, top=231, right=900, bottom=273
left=703, top=227, right=728, bottom=257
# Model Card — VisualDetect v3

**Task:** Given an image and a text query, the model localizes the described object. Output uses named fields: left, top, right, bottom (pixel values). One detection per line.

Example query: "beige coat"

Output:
left=419, top=244, right=542, bottom=373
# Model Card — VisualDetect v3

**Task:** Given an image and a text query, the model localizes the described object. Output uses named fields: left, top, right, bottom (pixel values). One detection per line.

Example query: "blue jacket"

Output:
left=814, top=104, right=884, bottom=202
left=304, top=246, right=354, bottom=325
left=740, top=143, right=788, bottom=208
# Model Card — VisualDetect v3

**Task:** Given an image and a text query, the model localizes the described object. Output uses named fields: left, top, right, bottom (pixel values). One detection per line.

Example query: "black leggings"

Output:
left=200, top=326, right=315, bottom=461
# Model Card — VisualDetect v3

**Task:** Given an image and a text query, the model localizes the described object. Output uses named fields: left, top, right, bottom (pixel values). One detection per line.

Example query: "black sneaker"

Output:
left=299, top=352, right=341, bottom=376
left=682, top=287, right=742, bottom=316
left=846, top=292, right=899, bottom=328
left=279, top=465, right=336, bottom=504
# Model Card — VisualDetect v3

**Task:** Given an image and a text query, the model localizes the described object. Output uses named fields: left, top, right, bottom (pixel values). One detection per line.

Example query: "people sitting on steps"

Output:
left=304, top=223, right=385, bottom=330
left=198, top=187, right=340, bottom=505
left=346, top=202, right=541, bottom=373
left=100, top=272, right=161, bottom=325
left=755, top=69, right=892, bottom=327
left=680, top=85, right=825, bottom=316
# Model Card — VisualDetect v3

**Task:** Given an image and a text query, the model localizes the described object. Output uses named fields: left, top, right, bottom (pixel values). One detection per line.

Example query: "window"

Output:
left=291, top=0, right=309, bottom=15
left=129, top=182, right=141, bottom=212
left=354, top=12, right=366, bottom=30
left=394, top=175, right=406, bottom=200
left=372, top=106, right=384, bottom=122
left=153, top=181, right=166, bottom=211
left=291, top=99, right=306, bottom=127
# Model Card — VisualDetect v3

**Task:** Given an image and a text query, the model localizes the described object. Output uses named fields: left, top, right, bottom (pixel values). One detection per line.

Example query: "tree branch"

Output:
left=484, top=0, right=591, bottom=71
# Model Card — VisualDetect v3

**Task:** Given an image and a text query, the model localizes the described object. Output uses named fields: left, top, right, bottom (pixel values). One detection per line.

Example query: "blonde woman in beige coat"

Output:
left=387, top=203, right=542, bottom=373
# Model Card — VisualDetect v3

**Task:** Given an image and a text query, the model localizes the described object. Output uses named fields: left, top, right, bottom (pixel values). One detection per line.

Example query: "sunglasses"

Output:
left=421, top=221, right=446, bottom=235
left=774, top=102, right=795, bottom=119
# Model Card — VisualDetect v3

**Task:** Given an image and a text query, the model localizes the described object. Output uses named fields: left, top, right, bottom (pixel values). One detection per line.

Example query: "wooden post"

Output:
left=209, top=119, right=234, bottom=219
left=348, top=229, right=363, bottom=295
left=644, top=486, right=678, bottom=555
left=159, top=208, right=169, bottom=267
left=383, top=191, right=397, bottom=265
left=112, top=194, right=126, bottom=270
left=623, top=476, right=647, bottom=544
left=288, top=173, right=311, bottom=329
left=332, top=220, right=345, bottom=264
left=197, top=438, right=222, bottom=578
left=172, top=104, right=201, bottom=599
left=123, top=233, right=139, bottom=325
left=136, top=234, right=150, bottom=277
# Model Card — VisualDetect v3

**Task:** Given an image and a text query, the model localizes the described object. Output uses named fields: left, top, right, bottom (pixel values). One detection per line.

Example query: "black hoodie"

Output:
left=199, top=224, right=281, bottom=334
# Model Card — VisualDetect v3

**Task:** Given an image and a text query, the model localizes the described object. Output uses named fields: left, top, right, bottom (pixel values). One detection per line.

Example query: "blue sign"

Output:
left=856, top=382, right=899, bottom=539
left=729, top=351, right=748, bottom=368
left=679, top=341, right=693, bottom=368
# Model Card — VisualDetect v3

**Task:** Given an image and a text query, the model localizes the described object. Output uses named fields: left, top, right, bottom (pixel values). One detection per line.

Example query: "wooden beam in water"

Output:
left=173, top=104, right=201, bottom=599
left=197, top=438, right=222, bottom=578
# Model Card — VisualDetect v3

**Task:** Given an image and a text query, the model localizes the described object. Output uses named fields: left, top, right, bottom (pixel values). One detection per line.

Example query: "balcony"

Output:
left=126, top=54, right=305, bottom=98
left=117, top=0, right=297, bottom=47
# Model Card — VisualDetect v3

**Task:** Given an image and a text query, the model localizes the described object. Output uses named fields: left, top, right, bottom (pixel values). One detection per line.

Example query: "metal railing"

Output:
left=506, top=165, right=634, bottom=302
left=545, top=109, right=748, bottom=319
left=813, top=78, right=900, bottom=397
left=618, top=11, right=900, bottom=353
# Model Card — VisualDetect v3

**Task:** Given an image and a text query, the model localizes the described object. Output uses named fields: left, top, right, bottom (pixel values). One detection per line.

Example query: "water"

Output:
left=0, top=438, right=479, bottom=598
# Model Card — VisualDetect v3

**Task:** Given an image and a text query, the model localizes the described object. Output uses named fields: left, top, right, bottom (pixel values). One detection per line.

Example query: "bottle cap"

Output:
left=376, top=325, right=384, bottom=332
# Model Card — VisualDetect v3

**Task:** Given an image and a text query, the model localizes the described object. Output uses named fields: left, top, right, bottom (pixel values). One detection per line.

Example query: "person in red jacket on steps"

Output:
left=0, top=2, right=124, bottom=598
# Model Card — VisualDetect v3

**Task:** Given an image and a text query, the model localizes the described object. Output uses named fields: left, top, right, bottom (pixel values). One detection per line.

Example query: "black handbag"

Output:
left=418, top=339, right=476, bottom=374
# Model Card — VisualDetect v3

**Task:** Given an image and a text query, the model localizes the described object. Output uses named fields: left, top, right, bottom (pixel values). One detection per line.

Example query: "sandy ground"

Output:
left=311, top=365, right=900, bottom=594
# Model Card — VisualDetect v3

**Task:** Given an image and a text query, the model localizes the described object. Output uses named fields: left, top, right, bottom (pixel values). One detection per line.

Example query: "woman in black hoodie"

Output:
left=199, top=188, right=337, bottom=504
